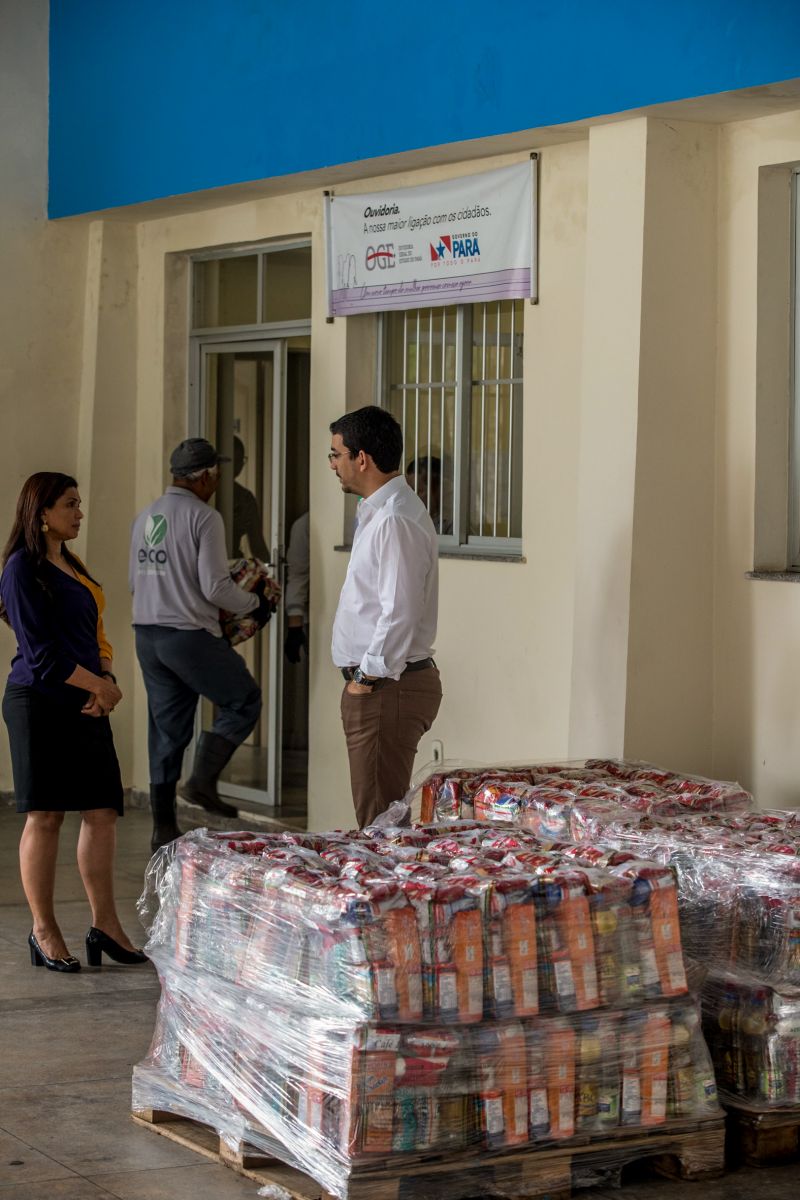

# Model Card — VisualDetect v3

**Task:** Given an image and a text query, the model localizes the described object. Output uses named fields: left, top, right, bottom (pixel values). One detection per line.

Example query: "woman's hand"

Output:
left=82, top=675, right=122, bottom=717
left=65, top=664, right=123, bottom=716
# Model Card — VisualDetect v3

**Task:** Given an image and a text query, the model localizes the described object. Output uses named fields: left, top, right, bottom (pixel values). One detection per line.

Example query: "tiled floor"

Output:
left=1, top=803, right=798, bottom=1199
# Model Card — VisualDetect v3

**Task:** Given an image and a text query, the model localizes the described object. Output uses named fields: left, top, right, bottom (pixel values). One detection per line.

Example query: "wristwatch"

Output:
left=352, top=668, right=376, bottom=688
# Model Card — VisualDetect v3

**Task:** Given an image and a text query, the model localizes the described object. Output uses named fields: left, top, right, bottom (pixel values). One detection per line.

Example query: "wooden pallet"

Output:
left=132, top=1108, right=324, bottom=1197
left=131, top=1107, right=725, bottom=1200
left=724, top=1100, right=800, bottom=1166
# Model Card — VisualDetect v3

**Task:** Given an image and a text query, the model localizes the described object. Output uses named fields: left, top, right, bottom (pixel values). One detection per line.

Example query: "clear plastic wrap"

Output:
left=134, top=826, right=722, bottom=1197
left=413, top=758, right=752, bottom=829
left=562, top=809, right=800, bottom=1112
left=411, top=761, right=800, bottom=1115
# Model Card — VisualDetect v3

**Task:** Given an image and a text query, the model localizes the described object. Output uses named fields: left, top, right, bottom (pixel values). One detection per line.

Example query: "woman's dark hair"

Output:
left=330, top=406, right=403, bottom=473
left=0, top=473, right=97, bottom=623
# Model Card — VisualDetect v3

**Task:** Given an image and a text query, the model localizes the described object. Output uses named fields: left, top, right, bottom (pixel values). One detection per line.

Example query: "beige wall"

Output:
left=129, top=144, right=591, bottom=829
left=713, top=110, right=800, bottom=807
left=4, top=25, right=800, bottom=815
left=0, top=1, right=88, bottom=789
left=625, top=120, right=718, bottom=775
left=569, top=119, right=649, bottom=757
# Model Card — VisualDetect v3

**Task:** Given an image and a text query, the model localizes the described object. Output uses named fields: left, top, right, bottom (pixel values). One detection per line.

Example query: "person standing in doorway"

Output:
left=329, top=406, right=442, bottom=827
left=130, top=438, right=275, bottom=852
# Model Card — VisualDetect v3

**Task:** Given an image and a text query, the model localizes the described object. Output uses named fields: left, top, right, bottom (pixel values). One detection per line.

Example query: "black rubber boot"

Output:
left=150, top=782, right=182, bottom=853
left=180, top=732, right=239, bottom=817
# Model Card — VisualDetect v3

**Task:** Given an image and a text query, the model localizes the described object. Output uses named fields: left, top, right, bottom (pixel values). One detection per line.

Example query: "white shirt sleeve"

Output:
left=360, top=516, right=432, bottom=679
left=284, top=513, right=310, bottom=619
left=197, top=509, right=259, bottom=615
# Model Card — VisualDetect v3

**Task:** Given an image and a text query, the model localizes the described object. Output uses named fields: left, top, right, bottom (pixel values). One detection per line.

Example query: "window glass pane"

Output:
left=385, top=303, right=522, bottom=548
left=468, top=299, right=523, bottom=540
left=469, top=382, right=486, bottom=536
left=472, top=303, right=486, bottom=381
left=438, top=388, right=456, bottom=536
left=263, top=246, right=312, bottom=322
left=509, top=381, right=523, bottom=538
left=193, top=256, right=258, bottom=328
left=486, top=302, right=500, bottom=381
left=444, top=306, right=458, bottom=380
left=385, top=309, right=456, bottom=535
left=416, top=310, right=430, bottom=384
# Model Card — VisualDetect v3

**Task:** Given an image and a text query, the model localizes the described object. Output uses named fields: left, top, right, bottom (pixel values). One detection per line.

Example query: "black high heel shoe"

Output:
left=28, top=931, right=81, bottom=972
left=85, top=927, right=148, bottom=967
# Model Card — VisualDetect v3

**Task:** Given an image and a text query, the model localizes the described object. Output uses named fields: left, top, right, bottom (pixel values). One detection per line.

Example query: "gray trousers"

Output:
left=134, top=626, right=261, bottom=786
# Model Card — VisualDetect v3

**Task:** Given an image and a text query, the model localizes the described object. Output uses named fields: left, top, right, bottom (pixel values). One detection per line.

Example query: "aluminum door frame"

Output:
left=193, top=336, right=287, bottom=809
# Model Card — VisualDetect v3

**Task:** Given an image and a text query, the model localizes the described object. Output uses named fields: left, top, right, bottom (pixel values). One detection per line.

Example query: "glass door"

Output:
left=198, top=339, right=286, bottom=807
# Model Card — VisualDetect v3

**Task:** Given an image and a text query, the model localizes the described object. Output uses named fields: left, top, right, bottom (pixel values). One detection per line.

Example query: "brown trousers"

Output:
left=340, top=666, right=442, bottom=828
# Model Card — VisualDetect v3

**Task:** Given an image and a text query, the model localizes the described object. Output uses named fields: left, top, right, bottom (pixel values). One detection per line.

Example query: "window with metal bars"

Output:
left=380, top=301, right=523, bottom=554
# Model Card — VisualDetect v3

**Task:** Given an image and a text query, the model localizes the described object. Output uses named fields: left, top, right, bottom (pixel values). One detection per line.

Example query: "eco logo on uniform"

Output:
left=139, top=513, right=169, bottom=573
left=144, top=514, right=168, bottom=547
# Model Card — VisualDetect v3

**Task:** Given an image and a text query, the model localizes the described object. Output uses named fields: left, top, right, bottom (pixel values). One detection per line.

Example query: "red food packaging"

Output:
left=640, top=1012, right=670, bottom=1125
left=342, top=1032, right=398, bottom=1156
left=506, top=901, right=539, bottom=1016
left=499, top=1023, right=529, bottom=1146
left=545, top=1021, right=576, bottom=1139
left=420, top=777, right=439, bottom=823
left=548, top=870, right=599, bottom=1012
left=383, top=907, right=423, bottom=1020
left=450, top=908, right=484, bottom=1022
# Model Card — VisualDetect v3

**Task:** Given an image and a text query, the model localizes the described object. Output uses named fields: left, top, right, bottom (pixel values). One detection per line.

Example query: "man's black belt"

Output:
left=341, top=657, right=435, bottom=682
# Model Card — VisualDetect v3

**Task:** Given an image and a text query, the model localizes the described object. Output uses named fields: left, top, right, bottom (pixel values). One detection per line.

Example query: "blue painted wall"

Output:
left=49, top=0, right=800, bottom=217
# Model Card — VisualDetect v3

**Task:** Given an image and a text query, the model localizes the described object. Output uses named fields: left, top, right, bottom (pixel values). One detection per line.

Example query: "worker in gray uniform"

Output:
left=130, top=438, right=275, bottom=852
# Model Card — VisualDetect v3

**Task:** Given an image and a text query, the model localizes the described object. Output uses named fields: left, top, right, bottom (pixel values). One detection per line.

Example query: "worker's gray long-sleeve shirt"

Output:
left=130, top=487, right=257, bottom=637
left=284, top=511, right=310, bottom=621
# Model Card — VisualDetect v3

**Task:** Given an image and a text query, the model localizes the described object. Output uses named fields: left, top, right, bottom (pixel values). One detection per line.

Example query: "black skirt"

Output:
left=2, top=682, right=124, bottom=814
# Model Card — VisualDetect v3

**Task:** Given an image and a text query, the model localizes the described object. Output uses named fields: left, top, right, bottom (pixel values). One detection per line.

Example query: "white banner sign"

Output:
left=325, top=160, right=537, bottom=316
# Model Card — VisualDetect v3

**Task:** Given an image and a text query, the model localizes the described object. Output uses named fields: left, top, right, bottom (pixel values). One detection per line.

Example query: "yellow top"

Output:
left=72, top=558, right=113, bottom=663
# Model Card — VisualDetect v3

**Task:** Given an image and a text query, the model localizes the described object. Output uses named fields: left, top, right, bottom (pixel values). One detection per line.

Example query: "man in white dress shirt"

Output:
left=329, top=406, right=442, bottom=827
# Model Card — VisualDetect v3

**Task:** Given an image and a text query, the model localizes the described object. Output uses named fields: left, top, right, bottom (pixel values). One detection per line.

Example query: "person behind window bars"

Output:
left=129, top=438, right=276, bottom=853
left=405, top=455, right=453, bottom=536
left=329, top=406, right=442, bottom=827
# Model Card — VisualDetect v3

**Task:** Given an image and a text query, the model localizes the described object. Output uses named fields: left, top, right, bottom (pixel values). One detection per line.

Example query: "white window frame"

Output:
left=191, top=239, right=312, bottom=335
left=377, top=302, right=524, bottom=558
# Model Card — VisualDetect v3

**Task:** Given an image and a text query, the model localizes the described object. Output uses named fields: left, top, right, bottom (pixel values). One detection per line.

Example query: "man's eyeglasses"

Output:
left=328, top=450, right=355, bottom=462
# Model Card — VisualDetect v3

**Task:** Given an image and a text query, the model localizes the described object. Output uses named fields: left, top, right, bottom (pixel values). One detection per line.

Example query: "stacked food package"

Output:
left=559, top=808, right=800, bottom=1112
left=415, top=759, right=800, bottom=1114
left=133, top=822, right=721, bottom=1197
left=416, top=758, right=751, bottom=831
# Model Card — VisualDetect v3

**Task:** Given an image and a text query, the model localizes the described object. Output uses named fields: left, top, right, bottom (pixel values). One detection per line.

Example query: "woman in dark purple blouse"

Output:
left=0, top=473, right=147, bottom=972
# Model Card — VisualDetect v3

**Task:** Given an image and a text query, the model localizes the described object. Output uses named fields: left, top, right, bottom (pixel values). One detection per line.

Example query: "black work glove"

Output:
left=284, top=625, right=307, bottom=664
left=253, top=577, right=279, bottom=619
left=253, top=594, right=275, bottom=627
